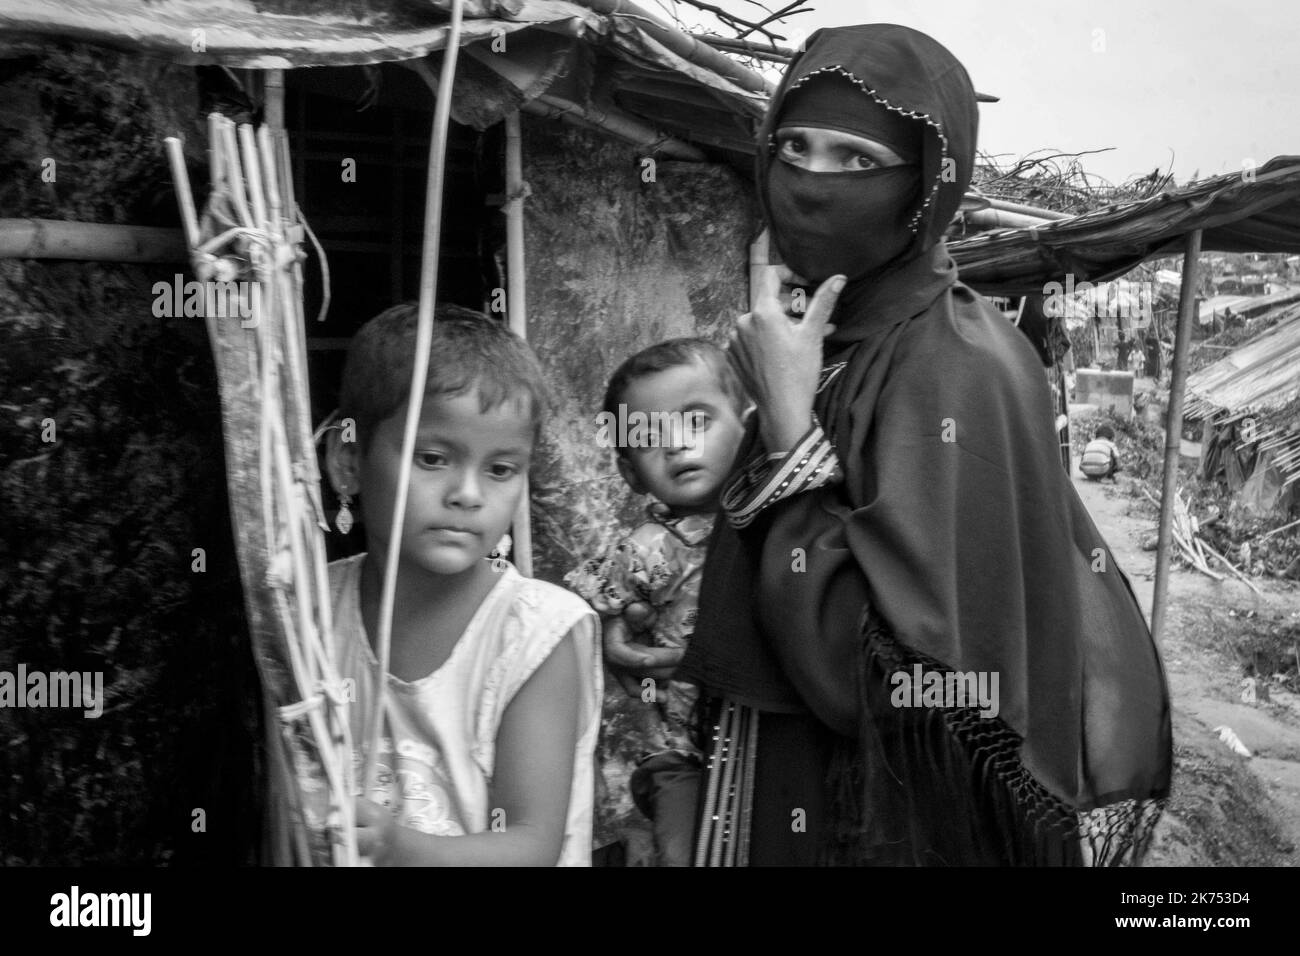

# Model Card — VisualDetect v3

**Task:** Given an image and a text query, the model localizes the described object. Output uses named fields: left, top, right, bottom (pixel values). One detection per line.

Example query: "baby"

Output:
left=567, top=337, right=748, bottom=866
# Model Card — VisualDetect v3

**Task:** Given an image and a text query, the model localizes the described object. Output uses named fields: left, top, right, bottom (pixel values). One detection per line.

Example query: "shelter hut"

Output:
left=0, top=0, right=769, bottom=864
left=1186, top=304, right=1300, bottom=517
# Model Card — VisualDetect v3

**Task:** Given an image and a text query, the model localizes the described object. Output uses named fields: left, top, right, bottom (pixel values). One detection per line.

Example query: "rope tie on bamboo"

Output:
left=279, top=695, right=326, bottom=721
left=502, top=181, right=532, bottom=213
left=318, top=677, right=352, bottom=708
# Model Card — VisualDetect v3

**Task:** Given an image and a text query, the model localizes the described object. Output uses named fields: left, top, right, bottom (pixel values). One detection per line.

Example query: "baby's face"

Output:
left=618, top=360, right=747, bottom=514
left=358, top=389, right=533, bottom=577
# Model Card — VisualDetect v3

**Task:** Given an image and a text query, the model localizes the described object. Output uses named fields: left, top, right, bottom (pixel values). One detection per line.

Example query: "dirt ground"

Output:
left=1072, top=462, right=1300, bottom=866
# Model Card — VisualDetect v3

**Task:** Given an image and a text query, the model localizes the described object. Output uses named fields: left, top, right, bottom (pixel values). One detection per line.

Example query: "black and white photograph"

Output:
left=0, top=0, right=1296, bottom=930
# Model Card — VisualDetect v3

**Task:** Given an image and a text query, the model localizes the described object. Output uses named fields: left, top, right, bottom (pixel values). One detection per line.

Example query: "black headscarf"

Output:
left=681, top=24, right=1171, bottom=864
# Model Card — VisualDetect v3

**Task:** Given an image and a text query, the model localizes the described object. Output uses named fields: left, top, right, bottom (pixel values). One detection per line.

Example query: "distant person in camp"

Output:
left=323, top=303, right=602, bottom=866
left=1143, top=329, right=1162, bottom=378
left=567, top=338, right=748, bottom=866
left=609, top=23, right=1172, bottom=866
left=1116, top=329, right=1134, bottom=372
left=1081, top=424, right=1122, bottom=481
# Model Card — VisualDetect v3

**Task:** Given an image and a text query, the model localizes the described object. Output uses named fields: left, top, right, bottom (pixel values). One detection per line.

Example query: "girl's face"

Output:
left=345, top=389, right=534, bottom=578
left=773, top=126, right=906, bottom=173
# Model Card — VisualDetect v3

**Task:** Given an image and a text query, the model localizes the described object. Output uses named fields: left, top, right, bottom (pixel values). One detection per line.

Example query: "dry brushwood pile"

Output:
left=1075, top=410, right=1300, bottom=581
left=971, top=148, right=1177, bottom=215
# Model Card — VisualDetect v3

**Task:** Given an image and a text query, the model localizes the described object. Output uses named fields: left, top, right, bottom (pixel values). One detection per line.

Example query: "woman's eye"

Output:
left=415, top=451, right=447, bottom=469
left=776, top=136, right=805, bottom=160
left=851, top=153, right=880, bottom=170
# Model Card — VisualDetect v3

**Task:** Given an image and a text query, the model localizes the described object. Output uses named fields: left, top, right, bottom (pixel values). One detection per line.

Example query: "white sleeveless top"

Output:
left=328, top=555, right=602, bottom=866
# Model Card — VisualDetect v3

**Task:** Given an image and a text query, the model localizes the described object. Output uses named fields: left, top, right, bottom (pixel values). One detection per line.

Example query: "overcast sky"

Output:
left=687, top=0, right=1300, bottom=186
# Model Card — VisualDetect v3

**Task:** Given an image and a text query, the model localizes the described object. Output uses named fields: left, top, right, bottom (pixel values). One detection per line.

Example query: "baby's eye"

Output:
left=685, top=410, right=711, bottom=432
left=415, top=451, right=447, bottom=469
left=487, top=462, right=521, bottom=481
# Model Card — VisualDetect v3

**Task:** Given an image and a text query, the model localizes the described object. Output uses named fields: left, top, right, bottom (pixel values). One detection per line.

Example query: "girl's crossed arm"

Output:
left=355, top=630, right=581, bottom=866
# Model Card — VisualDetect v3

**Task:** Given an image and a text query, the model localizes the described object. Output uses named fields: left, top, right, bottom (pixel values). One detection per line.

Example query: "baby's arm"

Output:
left=358, top=630, right=581, bottom=866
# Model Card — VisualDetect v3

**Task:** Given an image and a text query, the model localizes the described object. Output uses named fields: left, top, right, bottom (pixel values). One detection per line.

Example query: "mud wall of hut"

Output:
left=0, top=47, right=260, bottom=864
left=519, top=116, right=758, bottom=586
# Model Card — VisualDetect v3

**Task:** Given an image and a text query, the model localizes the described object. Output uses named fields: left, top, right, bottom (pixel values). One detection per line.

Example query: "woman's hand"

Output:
left=730, top=267, right=845, bottom=452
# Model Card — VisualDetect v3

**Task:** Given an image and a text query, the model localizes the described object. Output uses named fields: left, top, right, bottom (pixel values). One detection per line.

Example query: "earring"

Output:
left=335, top=491, right=354, bottom=535
left=488, top=533, right=512, bottom=572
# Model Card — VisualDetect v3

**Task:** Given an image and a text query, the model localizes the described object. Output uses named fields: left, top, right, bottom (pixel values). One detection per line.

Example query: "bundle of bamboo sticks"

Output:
left=1144, top=486, right=1263, bottom=595
left=165, top=114, right=357, bottom=866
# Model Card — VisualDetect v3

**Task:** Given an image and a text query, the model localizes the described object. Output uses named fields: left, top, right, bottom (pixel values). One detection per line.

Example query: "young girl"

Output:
left=324, top=302, right=602, bottom=866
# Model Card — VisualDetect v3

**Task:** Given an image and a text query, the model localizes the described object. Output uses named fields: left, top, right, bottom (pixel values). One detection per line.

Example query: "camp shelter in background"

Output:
left=1186, top=305, right=1300, bottom=517
left=947, top=158, right=1300, bottom=640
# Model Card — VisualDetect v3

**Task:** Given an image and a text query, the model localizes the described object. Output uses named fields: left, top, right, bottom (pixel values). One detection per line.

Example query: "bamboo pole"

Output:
left=521, top=93, right=707, bottom=161
left=0, top=218, right=187, bottom=262
left=573, top=0, right=773, bottom=96
left=264, top=69, right=285, bottom=129
left=169, top=113, right=360, bottom=865
left=363, top=0, right=466, bottom=789
left=504, top=110, right=533, bottom=578
left=1151, top=229, right=1203, bottom=642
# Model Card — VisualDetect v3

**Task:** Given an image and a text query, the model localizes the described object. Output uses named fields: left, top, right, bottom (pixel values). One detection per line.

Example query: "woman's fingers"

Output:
left=755, top=263, right=784, bottom=313
left=804, top=274, right=846, bottom=332
left=727, top=322, right=759, bottom=395
left=774, top=264, right=809, bottom=288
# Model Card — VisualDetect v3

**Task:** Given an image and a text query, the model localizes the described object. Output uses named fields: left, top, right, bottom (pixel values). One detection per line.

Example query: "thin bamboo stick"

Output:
left=1257, top=517, right=1300, bottom=541
left=363, top=0, right=466, bottom=790
left=163, top=139, right=201, bottom=250
left=208, top=112, right=224, bottom=192
left=504, top=110, right=533, bottom=578
left=1199, top=538, right=1264, bottom=596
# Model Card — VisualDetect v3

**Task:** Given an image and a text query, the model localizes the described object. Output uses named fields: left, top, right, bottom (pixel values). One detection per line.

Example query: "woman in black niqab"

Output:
left=679, top=23, right=1172, bottom=866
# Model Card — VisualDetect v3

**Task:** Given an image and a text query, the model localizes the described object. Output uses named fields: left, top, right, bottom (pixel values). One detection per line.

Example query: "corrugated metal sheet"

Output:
left=1186, top=305, right=1300, bottom=488
left=1186, top=307, right=1300, bottom=416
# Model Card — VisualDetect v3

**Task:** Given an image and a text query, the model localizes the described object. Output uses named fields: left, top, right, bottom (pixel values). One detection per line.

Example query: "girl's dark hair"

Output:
left=601, top=338, right=747, bottom=456
left=339, top=302, right=550, bottom=449
left=1095, top=424, right=1116, bottom=441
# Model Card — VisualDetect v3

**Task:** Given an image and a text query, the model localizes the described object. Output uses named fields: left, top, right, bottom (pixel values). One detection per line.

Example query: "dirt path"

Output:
left=1072, top=464, right=1300, bottom=866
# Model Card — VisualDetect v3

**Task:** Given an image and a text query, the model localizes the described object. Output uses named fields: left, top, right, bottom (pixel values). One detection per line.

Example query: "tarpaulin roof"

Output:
left=0, top=0, right=769, bottom=156
left=951, top=157, right=1300, bottom=297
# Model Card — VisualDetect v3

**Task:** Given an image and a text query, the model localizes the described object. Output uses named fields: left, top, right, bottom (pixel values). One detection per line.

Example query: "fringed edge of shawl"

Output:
left=821, top=609, right=1167, bottom=866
